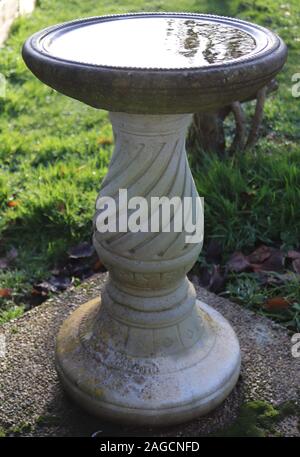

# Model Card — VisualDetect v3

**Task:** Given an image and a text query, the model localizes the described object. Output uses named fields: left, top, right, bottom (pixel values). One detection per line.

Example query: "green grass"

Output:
left=193, top=149, right=300, bottom=251
left=225, top=272, right=300, bottom=330
left=0, top=0, right=299, bottom=325
left=191, top=0, right=300, bottom=253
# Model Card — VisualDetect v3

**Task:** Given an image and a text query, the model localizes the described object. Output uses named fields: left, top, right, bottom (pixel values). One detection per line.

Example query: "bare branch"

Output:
left=245, top=85, right=268, bottom=150
left=229, top=101, right=247, bottom=154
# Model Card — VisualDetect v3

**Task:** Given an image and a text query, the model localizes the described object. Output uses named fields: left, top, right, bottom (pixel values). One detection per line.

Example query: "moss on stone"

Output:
left=10, top=421, right=32, bottom=435
left=214, top=399, right=300, bottom=437
left=36, top=414, right=61, bottom=427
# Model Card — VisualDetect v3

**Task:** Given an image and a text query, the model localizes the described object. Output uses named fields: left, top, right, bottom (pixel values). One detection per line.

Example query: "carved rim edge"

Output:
left=25, top=12, right=283, bottom=72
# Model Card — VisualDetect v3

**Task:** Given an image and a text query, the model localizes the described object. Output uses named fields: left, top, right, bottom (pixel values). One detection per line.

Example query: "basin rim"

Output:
left=22, top=12, right=287, bottom=114
left=23, top=12, right=284, bottom=72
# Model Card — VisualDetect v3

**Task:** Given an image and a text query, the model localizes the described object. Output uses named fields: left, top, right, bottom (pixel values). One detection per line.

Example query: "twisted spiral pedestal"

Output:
left=55, top=113, right=241, bottom=426
left=21, top=11, right=287, bottom=428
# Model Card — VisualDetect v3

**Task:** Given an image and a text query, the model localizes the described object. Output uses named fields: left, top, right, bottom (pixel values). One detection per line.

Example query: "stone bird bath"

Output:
left=22, top=12, right=287, bottom=426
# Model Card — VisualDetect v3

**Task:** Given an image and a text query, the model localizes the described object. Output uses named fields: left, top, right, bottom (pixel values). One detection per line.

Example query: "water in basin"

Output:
left=43, top=16, right=257, bottom=69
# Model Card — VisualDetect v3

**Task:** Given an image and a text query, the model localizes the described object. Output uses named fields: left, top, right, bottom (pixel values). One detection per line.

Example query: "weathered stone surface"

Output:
left=18, top=12, right=292, bottom=433
left=0, top=274, right=299, bottom=436
left=22, top=13, right=287, bottom=114
left=55, top=112, right=240, bottom=425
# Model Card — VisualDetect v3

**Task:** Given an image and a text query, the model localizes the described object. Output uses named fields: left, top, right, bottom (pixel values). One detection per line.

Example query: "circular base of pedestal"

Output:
left=55, top=298, right=241, bottom=427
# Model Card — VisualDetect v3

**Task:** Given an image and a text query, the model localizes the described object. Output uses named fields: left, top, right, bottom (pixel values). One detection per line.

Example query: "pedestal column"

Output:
left=56, top=113, right=241, bottom=426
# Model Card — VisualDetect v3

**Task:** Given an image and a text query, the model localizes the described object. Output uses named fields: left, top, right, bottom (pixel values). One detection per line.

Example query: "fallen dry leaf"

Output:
left=288, top=250, right=300, bottom=260
left=0, top=288, right=12, bottom=298
left=97, top=136, right=113, bottom=146
left=31, top=287, right=48, bottom=297
left=251, top=250, right=285, bottom=273
left=226, top=251, right=250, bottom=273
left=29, top=287, right=49, bottom=307
left=49, top=275, right=72, bottom=291
left=33, top=281, right=56, bottom=295
left=248, top=245, right=273, bottom=264
left=264, top=296, right=290, bottom=311
left=7, top=200, right=19, bottom=207
left=33, top=275, right=71, bottom=294
left=258, top=271, right=298, bottom=286
left=68, top=242, right=95, bottom=259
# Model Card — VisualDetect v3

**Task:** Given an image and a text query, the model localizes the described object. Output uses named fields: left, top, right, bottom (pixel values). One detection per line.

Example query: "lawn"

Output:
left=0, top=0, right=299, bottom=329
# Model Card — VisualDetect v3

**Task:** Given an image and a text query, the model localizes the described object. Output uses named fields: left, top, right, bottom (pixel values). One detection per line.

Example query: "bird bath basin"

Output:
left=23, top=12, right=287, bottom=426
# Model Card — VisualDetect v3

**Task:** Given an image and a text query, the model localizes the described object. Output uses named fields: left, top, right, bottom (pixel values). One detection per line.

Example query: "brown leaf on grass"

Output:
left=33, top=276, right=72, bottom=294
left=50, top=275, right=72, bottom=291
left=29, top=287, right=49, bottom=306
left=31, top=287, right=48, bottom=297
left=251, top=250, right=285, bottom=272
left=292, top=258, right=300, bottom=275
left=0, top=288, right=12, bottom=298
left=288, top=250, right=300, bottom=260
left=33, top=281, right=56, bottom=295
left=68, top=242, right=95, bottom=259
left=247, top=245, right=273, bottom=264
left=97, top=136, right=113, bottom=146
left=7, top=200, right=19, bottom=207
left=258, top=271, right=298, bottom=286
left=30, top=287, right=49, bottom=309
left=264, top=297, right=290, bottom=311
left=226, top=251, right=250, bottom=273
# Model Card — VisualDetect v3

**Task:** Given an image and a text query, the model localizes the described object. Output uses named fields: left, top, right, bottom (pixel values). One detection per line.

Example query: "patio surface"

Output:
left=0, top=273, right=299, bottom=437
